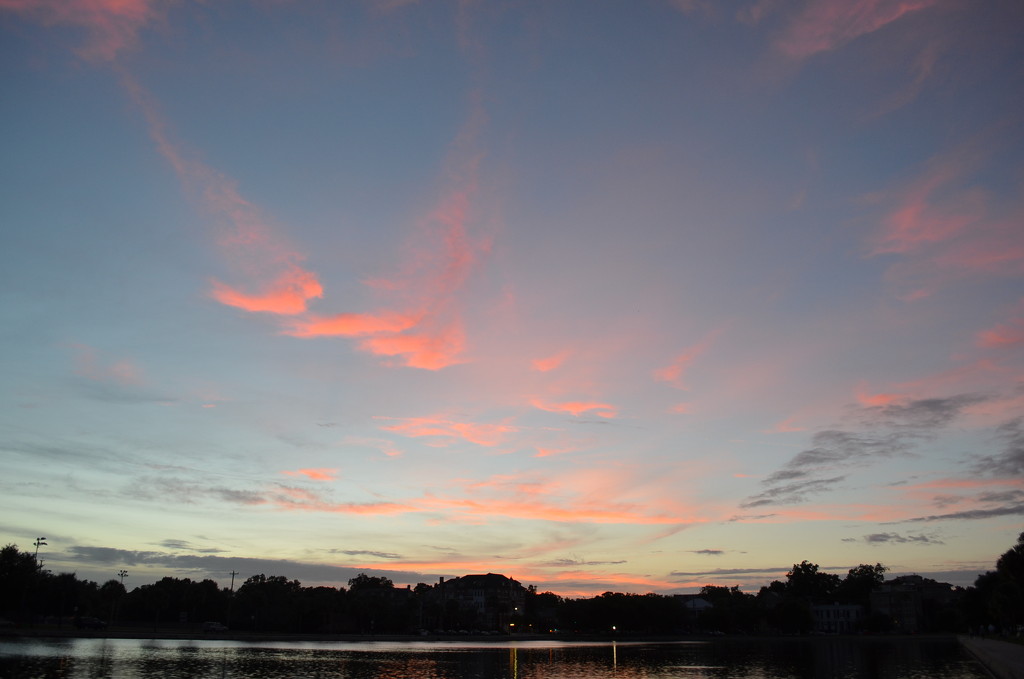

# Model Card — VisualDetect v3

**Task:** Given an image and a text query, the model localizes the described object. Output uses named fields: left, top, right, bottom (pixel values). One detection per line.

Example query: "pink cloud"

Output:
left=868, top=136, right=1024, bottom=295
left=775, top=0, right=938, bottom=60
left=767, top=415, right=806, bottom=433
left=376, top=415, right=518, bottom=447
left=871, top=159, right=987, bottom=256
left=933, top=233, right=1024, bottom=276
left=120, top=73, right=325, bottom=317
left=273, top=497, right=413, bottom=515
left=977, top=307, right=1024, bottom=348
left=417, top=493, right=690, bottom=525
left=0, top=0, right=158, bottom=62
left=358, top=322, right=468, bottom=370
left=854, top=384, right=904, bottom=407
left=280, top=468, right=339, bottom=482
left=72, top=344, right=143, bottom=386
left=285, top=93, right=489, bottom=370
left=341, top=436, right=404, bottom=458
left=262, top=466, right=712, bottom=529
left=736, top=0, right=783, bottom=25
left=654, top=330, right=719, bottom=389
left=121, top=70, right=490, bottom=370
left=530, top=399, right=617, bottom=418
left=534, top=445, right=581, bottom=459
left=264, top=485, right=413, bottom=516
left=532, top=350, right=571, bottom=372
left=428, top=470, right=711, bottom=527
left=284, top=311, right=420, bottom=338
left=210, top=266, right=323, bottom=315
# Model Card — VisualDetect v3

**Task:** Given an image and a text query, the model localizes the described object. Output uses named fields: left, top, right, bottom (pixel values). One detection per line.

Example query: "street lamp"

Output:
left=33, top=537, right=47, bottom=569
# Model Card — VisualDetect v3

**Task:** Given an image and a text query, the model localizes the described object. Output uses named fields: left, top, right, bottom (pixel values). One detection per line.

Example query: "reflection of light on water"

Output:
left=0, top=636, right=988, bottom=679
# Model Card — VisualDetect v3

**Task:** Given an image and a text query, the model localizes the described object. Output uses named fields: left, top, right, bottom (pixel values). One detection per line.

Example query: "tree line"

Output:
left=1, top=532, right=1021, bottom=635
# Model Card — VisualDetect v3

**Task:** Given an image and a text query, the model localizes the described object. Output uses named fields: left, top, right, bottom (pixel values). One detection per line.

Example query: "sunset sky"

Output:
left=1, top=0, right=1022, bottom=597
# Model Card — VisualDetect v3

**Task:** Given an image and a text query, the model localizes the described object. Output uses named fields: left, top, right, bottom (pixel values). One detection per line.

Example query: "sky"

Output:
left=1, top=0, right=1022, bottom=598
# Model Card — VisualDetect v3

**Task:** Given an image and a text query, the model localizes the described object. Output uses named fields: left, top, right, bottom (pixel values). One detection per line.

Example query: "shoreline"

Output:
left=1, top=627, right=965, bottom=645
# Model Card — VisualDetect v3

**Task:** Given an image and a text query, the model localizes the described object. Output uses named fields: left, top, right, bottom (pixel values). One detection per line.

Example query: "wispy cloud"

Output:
left=855, top=394, right=988, bottom=430
left=341, top=436, right=404, bottom=458
left=977, top=300, right=1024, bottom=348
left=376, top=415, right=518, bottom=447
left=870, top=147, right=988, bottom=256
left=541, top=557, right=627, bottom=568
left=68, top=343, right=174, bottom=404
left=425, top=472, right=701, bottom=526
left=125, top=476, right=411, bottom=515
left=72, top=343, right=143, bottom=386
left=973, top=418, right=1024, bottom=478
left=669, top=566, right=788, bottom=578
left=745, top=394, right=983, bottom=508
left=281, top=468, right=339, bottom=482
left=210, top=268, right=323, bottom=315
left=285, top=93, right=490, bottom=370
left=530, top=399, right=617, bottom=418
left=774, top=0, right=938, bottom=60
left=155, top=539, right=225, bottom=554
left=742, top=475, right=847, bottom=508
left=532, top=350, right=571, bottom=373
left=867, top=133, right=1024, bottom=297
left=0, top=0, right=159, bottom=62
left=119, top=73, right=325, bottom=318
left=284, top=311, right=419, bottom=338
left=899, top=502, right=1024, bottom=523
left=653, top=331, right=719, bottom=389
left=862, top=531, right=944, bottom=544
left=331, top=549, right=403, bottom=560
left=124, top=63, right=490, bottom=370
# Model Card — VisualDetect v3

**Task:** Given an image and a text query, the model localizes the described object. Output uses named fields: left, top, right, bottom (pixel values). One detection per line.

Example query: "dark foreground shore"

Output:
left=960, top=636, right=1024, bottom=679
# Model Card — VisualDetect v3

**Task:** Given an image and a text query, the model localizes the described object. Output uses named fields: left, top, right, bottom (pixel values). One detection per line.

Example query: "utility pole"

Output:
left=227, top=570, right=239, bottom=629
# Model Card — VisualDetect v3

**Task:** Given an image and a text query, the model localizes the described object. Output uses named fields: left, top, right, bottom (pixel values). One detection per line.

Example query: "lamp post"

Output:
left=113, top=570, right=128, bottom=627
left=33, top=537, right=47, bottom=570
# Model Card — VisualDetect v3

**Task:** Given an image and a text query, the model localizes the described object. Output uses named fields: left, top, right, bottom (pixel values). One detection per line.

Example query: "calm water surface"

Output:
left=0, top=636, right=988, bottom=679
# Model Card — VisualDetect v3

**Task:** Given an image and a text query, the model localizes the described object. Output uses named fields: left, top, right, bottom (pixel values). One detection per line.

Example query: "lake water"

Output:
left=0, top=636, right=988, bottom=679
